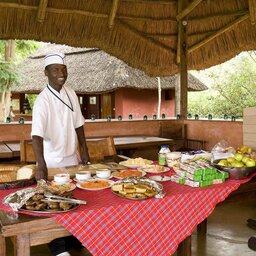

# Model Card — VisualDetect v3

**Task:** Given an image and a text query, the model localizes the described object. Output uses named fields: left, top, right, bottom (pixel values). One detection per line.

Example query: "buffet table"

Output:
left=0, top=170, right=254, bottom=256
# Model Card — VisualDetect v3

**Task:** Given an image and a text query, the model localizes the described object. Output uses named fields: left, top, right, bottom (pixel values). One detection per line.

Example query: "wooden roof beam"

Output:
left=108, top=0, right=120, bottom=28
left=176, top=0, right=203, bottom=21
left=189, top=10, right=248, bottom=22
left=0, top=2, right=175, bottom=22
left=120, top=20, right=176, bottom=54
left=122, top=0, right=176, bottom=4
left=249, top=0, right=256, bottom=25
left=188, top=14, right=250, bottom=53
left=37, top=0, right=48, bottom=23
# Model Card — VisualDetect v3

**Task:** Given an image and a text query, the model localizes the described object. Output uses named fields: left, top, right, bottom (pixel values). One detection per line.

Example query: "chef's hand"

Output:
left=80, top=152, right=90, bottom=165
left=35, top=162, right=48, bottom=181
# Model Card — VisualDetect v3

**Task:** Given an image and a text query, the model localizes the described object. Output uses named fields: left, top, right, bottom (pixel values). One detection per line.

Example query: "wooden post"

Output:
left=175, top=74, right=181, bottom=116
left=157, top=77, right=161, bottom=119
left=0, top=40, right=15, bottom=122
left=177, top=235, right=191, bottom=256
left=178, top=0, right=188, bottom=120
left=249, top=0, right=256, bottom=25
left=4, top=39, right=15, bottom=61
left=108, top=0, right=120, bottom=28
left=37, top=0, right=48, bottom=23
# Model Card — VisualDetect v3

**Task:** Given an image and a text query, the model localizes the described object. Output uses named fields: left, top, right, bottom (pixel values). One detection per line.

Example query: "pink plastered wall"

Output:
left=115, top=88, right=175, bottom=118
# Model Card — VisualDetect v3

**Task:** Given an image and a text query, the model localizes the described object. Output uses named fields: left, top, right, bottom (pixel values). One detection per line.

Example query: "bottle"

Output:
left=158, top=145, right=170, bottom=165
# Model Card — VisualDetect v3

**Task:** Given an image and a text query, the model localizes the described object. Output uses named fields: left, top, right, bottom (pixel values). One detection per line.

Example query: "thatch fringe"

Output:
left=0, top=0, right=254, bottom=76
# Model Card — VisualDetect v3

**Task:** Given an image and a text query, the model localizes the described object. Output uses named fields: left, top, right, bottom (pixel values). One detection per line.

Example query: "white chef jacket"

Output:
left=31, top=84, right=85, bottom=168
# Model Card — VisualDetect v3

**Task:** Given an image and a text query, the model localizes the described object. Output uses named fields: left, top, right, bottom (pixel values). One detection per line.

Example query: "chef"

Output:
left=32, top=52, right=89, bottom=180
left=31, top=52, right=89, bottom=256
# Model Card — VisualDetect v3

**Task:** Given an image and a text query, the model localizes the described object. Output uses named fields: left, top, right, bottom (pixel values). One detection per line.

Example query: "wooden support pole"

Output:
left=5, top=40, right=15, bottom=61
left=176, top=0, right=183, bottom=64
left=177, top=235, right=191, bottom=256
left=37, top=0, right=48, bottom=23
left=249, top=0, right=256, bottom=25
left=108, top=0, right=120, bottom=28
left=188, top=14, right=249, bottom=53
left=177, top=0, right=188, bottom=120
left=176, top=0, right=203, bottom=21
left=180, top=22, right=188, bottom=120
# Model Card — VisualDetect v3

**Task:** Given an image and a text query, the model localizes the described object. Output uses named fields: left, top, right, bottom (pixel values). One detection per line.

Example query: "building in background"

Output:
left=11, top=44, right=207, bottom=120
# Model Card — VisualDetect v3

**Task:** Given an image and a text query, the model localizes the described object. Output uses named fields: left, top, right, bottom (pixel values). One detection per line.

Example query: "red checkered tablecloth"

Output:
left=0, top=173, right=254, bottom=256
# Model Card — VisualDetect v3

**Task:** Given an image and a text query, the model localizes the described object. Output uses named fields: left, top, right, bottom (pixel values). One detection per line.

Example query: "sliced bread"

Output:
left=16, top=165, right=36, bottom=180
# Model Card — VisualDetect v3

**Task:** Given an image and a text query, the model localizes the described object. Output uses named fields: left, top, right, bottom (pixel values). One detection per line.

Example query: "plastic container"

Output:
left=158, top=145, right=170, bottom=165
left=166, top=152, right=182, bottom=168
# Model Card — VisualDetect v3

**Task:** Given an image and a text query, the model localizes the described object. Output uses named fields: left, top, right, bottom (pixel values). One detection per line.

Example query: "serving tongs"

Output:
left=43, top=192, right=87, bottom=205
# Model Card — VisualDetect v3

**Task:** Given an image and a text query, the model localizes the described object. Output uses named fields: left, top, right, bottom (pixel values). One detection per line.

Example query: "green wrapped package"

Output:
left=174, top=169, right=187, bottom=178
left=201, top=173, right=216, bottom=181
left=200, top=180, right=213, bottom=187
left=186, top=172, right=202, bottom=181
left=217, top=170, right=229, bottom=179
left=180, top=163, right=203, bottom=176
left=171, top=175, right=185, bottom=184
left=185, top=179, right=200, bottom=187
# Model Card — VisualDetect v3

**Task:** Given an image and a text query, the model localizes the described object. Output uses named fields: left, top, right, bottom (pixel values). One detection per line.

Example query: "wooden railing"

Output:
left=0, top=119, right=243, bottom=152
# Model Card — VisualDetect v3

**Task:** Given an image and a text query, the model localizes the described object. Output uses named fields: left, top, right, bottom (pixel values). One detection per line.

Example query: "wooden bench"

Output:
left=0, top=143, right=13, bottom=159
left=3, top=142, right=20, bottom=158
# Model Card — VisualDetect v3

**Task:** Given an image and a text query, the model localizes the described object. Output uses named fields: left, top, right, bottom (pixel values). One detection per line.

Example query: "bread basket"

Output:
left=0, top=165, right=36, bottom=190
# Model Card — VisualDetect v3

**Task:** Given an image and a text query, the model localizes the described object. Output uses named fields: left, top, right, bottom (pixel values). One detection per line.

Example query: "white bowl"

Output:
left=75, top=171, right=91, bottom=181
left=54, top=173, right=70, bottom=184
left=96, top=169, right=111, bottom=179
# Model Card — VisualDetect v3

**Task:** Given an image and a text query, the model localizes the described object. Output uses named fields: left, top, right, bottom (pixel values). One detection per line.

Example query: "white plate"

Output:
left=51, top=179, right=72, bottom=185
left=112, top=170, right=146, bottom=179
left=92, top=175, right=113, bottom=180
left=149, top=175, right=171, bottom=182
left=76, top=179, right=115, bottom=191
left=119, top=159, right=153, bottom=168
left=50, top=182, right=76, bottom=192
left=138, top=165, right=170, bottom=174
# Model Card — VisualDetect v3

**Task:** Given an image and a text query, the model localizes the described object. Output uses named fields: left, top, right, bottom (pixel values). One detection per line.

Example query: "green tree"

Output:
left=0, top=40, right=41, bottom=121
left=0, top=61, right=20, bottom=92
left=189, top=52, right=256, bottom=118
left=0, top=40, right=41, bottom=92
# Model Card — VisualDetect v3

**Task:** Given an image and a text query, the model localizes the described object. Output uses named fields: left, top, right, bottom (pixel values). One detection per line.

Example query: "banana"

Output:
left=240, top=145, right=248, bottom=154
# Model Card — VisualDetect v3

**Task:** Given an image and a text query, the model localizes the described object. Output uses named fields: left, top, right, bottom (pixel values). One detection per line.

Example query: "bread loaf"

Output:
left=16, top=165, right=36, bottom=180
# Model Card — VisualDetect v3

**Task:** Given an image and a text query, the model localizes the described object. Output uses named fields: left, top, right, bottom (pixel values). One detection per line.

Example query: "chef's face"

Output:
left=45, top=64, right=67, bottom=91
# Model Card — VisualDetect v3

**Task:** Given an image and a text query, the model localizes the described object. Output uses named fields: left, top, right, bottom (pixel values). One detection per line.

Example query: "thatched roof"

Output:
left=11, top=43, right=207, bottom=94
left=0, top=1, right=255, bottom=76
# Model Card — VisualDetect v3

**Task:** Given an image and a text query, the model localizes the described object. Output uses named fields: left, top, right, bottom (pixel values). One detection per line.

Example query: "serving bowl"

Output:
left=96, top=169, right=111, bottom=179
left=212, top=159, right=256, bottom=180
left=75, top=171, right=91, bottom=181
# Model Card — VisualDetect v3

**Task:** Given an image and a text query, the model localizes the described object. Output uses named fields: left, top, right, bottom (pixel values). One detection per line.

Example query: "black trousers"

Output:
left=48, top=236, right=83, bottom=255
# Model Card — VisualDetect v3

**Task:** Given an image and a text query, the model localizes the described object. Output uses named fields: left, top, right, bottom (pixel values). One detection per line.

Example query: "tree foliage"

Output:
left=188, top=52, right=256, bottom=118
left=0, top=40, right=41, bottom=92
left=0, top=61, right=20, bottom=92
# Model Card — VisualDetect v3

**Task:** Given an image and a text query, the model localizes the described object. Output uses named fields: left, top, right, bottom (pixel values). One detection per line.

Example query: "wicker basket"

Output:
left=0, top=165, right=36, bottom=190
left=0, top=165, right=21, bottom=182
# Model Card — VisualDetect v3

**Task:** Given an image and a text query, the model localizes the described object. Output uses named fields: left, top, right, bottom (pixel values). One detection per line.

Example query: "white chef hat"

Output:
left=44, top=52, right=66, bottom=69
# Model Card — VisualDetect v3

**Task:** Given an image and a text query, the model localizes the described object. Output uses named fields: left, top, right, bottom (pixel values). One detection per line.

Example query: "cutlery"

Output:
left=44, top=192, right=87, bottom=205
